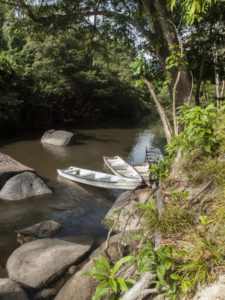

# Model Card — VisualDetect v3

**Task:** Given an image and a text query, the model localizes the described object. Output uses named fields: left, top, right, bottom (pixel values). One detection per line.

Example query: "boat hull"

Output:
left=103, top=156, right=142, bottom=181
left=57, top=168, right=141, bottom=191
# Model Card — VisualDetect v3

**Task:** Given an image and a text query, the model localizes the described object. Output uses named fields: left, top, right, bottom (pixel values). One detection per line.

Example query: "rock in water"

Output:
left=0, top=152, right=35, bottom=189
left=0, top=278, right=29, bottom=300
left=16, top=220, right=62, bottom=244
left=41, top=129, right=74, bottom=146
left=0, top=172, right=52, bottom=200
left=7, top=238, right=91, bottom=289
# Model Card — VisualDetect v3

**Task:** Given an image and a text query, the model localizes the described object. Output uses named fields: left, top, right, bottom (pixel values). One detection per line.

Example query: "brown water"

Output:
left=0, top=122, right=166, bottom=264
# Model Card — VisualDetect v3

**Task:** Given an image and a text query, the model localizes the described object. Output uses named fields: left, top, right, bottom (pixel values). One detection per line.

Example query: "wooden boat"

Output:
left=145, top=147, right=163, bottom=163
left=133, top=163, right=151, bottom=185
left=103, top=156, right=142, bottom=181
left=57, top=166, right=141, bottom=190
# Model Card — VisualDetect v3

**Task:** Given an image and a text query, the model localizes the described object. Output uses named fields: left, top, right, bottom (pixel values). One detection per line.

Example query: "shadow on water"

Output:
left=0, top=118, right=166, bottom=263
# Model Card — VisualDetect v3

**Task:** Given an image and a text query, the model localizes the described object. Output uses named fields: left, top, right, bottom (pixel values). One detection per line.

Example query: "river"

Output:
left=0, top=121, right=166, bottom=264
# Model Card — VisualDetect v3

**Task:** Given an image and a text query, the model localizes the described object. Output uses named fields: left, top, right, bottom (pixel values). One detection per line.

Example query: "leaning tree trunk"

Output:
left=145, top=78, right=173, bottom=143
left=141, top=0, right=194, bottom=108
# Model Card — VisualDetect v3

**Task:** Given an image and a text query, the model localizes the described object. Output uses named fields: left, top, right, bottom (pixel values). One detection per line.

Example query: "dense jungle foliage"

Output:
left=0, top=0, right=224, bottom=134
left=0, top=28, right=152, bottom=131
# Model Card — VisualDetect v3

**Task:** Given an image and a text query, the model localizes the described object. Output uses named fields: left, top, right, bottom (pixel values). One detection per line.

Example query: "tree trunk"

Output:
left=141, top=0, right=194, bottom=108
left=145, top=78, right=173, bottom=143
left=196, top=50, right=206, bottom=106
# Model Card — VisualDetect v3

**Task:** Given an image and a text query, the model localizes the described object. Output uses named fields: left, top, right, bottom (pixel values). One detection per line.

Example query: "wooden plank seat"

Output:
left=111, top=164, right=127, bottom=170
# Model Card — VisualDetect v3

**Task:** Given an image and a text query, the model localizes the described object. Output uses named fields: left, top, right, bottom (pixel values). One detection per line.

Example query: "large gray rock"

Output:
left=89, top=233, right=131, bottom=263
left=41, top=130, right=74, bottom=146
left=54, top=260, right=97, bottom=300
left=192, top=275, right=225, bottom=300
left=0, top=278, right=29, bottom=300
left=105, top=188, right=152, bottom=233
left=16, top=220, right=62, bottom=244
left=7, top=238, right=91, bottom=289
left=0, top=172, right=52, bottom=200
left=34, top=288, right=58, bottom=300
left=0, top=152, right=34, bottom=189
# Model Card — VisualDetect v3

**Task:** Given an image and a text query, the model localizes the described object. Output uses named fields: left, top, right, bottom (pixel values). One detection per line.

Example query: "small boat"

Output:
left=145, top=147, right=163, bottom=163
left=133, top=163, right=151, bottom=185
left=57, top=166, right=141, bottom=190
left=103, top=156, right=142, bottom=181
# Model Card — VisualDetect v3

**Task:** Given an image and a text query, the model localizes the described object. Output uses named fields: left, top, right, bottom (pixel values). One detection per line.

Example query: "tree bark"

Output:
left=121, top=272, right=156, bottom=300
left=196, top=50, right=206, bottom=106
left=141, top=0, right=194, bottom=107
left=144, top=78, right=173, bottom=143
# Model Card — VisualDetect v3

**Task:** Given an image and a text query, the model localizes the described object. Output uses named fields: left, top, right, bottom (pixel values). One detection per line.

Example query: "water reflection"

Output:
left=0, top=120, right=166, bottom=263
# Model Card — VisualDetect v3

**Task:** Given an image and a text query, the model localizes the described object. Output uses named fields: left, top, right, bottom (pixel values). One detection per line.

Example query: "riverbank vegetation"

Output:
left=84, top=103, right=225, bottom=299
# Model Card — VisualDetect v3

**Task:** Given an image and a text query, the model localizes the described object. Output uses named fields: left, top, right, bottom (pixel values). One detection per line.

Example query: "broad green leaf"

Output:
left=96, top=255, right=111, bottom=274
left=112, top=256, right=134, bottom=275
left=156, top=265, right=167, bottom=286
left=181, top=281, right=188, bottom=294
left=82, top=270, right=109, bottom=281
left=109, top=278, right=118, bottom=293
left=170, top=273, right=181, bottom=280
left=117, top=277, right=128, bottom=291
left=165, top=260, right=172, bottom=270
left=125, top=278, right=137, bottom=286
left=92, top=282, right=110, bottom=300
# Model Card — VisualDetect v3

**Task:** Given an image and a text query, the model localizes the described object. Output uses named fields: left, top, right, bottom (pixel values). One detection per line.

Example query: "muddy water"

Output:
left=0, top=122, right=166, bottom=263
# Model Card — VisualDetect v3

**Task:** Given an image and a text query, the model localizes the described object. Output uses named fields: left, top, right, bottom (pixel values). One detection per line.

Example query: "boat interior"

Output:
left=111, top=164, right=128, bottom=170
left=66, top=169, right=113, bottom=181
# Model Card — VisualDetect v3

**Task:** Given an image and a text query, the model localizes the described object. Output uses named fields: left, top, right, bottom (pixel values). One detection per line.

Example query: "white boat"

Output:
left=133, top=163, right=151, bottom=185
left=103, top=156, right=142, bottom=181
left=57, top=166, right=141, bottom=190
left=145, top=147, right=164, bottom=163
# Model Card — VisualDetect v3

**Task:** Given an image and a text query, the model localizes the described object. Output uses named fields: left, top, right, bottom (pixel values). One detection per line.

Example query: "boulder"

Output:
left=41, top=130, right=74, bottom=146
left=0, top=152, right=34, bottom=189
left=192, top=275, right=225, bottom=300
left=89, top=233, right=131, bottom=263
left=7, top=238, right=91, bottom=289
left=0, top=278, right=29, bottom=300
left=34, top=288, right=58, bottom=300
left=16, top=220, right=62, bottom=244
left=0, top=172, right=52, bottom=201
left=54, top=260, right=97, bottom=300
left=104, top=188, right=152, bottom=233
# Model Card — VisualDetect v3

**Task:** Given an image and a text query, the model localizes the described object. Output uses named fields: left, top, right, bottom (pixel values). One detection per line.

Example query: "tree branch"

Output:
left=121, top=272, right=156, bottom=300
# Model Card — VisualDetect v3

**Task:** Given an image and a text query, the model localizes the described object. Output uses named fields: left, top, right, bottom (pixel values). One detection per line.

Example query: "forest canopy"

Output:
left=0, top=0, right=224, bottom=133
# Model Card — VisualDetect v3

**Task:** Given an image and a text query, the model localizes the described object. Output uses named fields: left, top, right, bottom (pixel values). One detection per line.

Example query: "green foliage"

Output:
left=130, top=53, right=150, bottom=78
left=0, top=52, right=23, bottom=125
left=170, top=190, right=189, bottom=202
left=150, top=157, right=170, bottom=181
left=199, top=215, right=214, bottom=227
left=83, top=254, right=135, bottom=300
left=176, top=216, right=224, bottom=288
left=0, top=26, right=151, bottom=129
left=138, top=196, right=194, bottom=235
left=167, top=104, right=220, bottom=157
left=170, top=0, right=221, bottom=24
left=165, top=45, right=187, bottom=70
left=133, top=235, right=195, bottom=299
